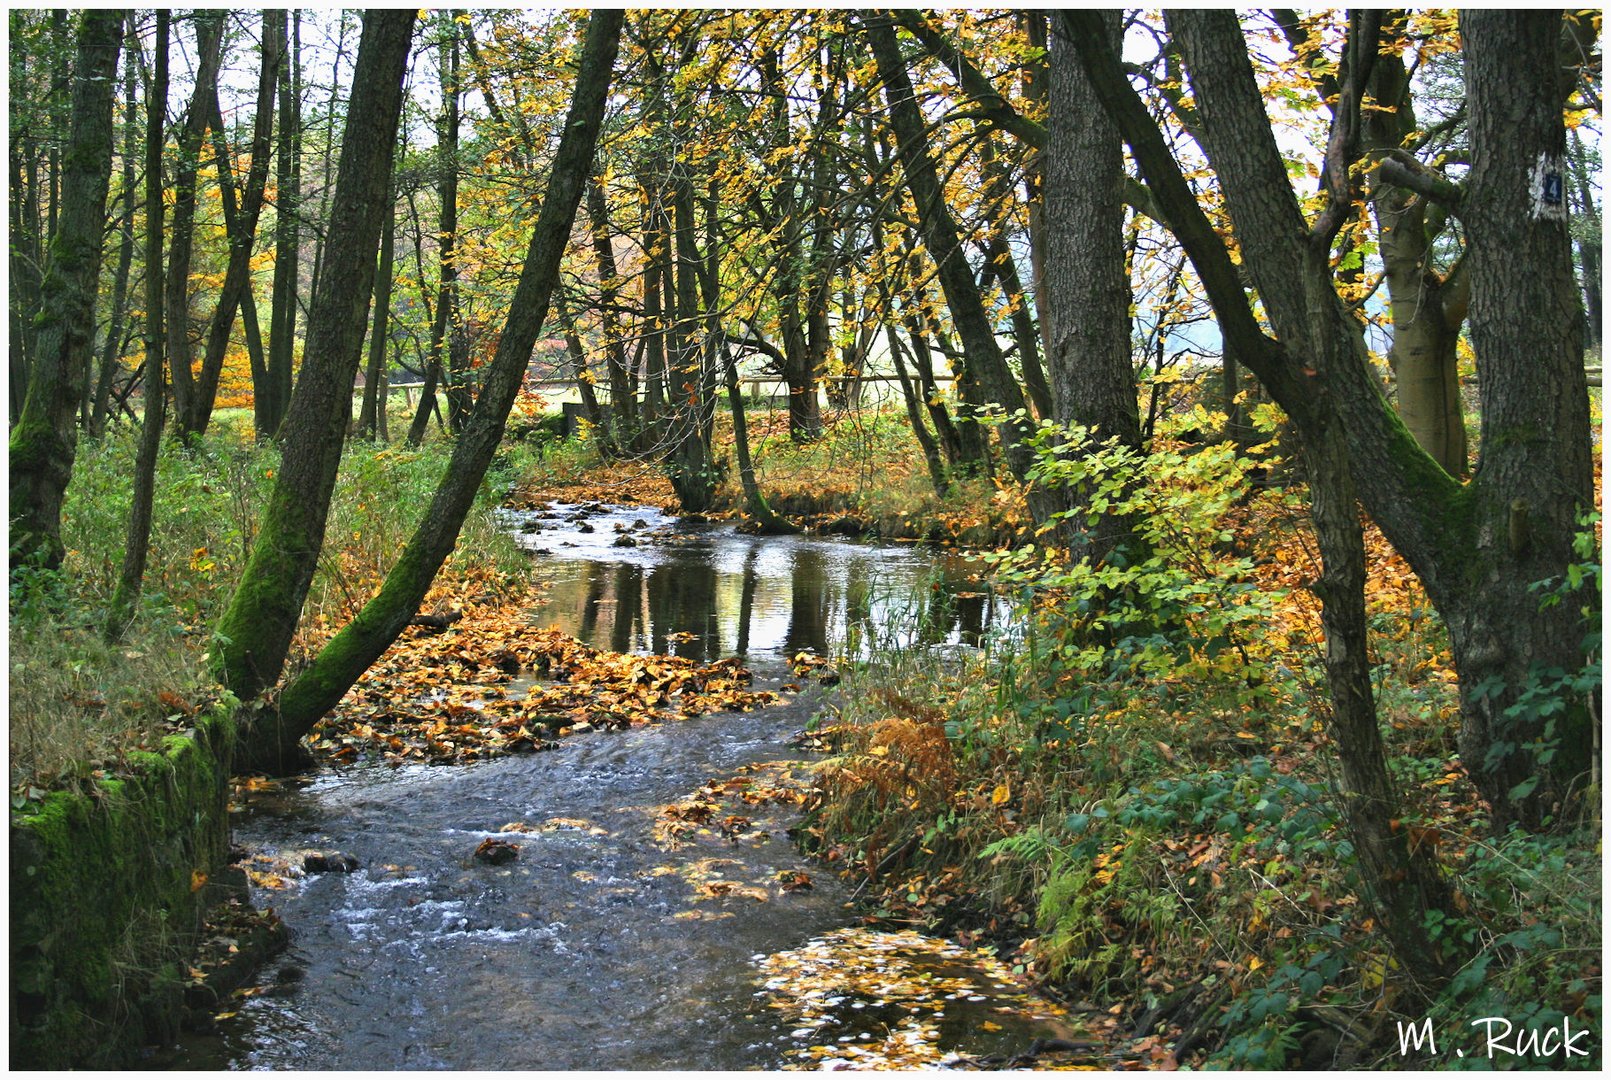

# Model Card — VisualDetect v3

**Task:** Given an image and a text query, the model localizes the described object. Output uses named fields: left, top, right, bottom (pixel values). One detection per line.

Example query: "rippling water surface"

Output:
left=169, top=505, right=1072, bottom=1070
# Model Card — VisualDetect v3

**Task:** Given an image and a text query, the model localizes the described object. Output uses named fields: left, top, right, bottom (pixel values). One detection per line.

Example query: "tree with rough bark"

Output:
left=9, top=10, right=125, bottom=570
left=1040, top=11, right=1142, bottom=564
left=1065, top=8, right=1597, bottom=845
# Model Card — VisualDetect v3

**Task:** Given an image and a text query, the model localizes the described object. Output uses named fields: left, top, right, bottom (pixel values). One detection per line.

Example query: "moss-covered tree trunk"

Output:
left=8, top=10, right=123, bottom=570
left=237, top=10, right=623, bottom=774
left=212, top=11, right=416, bottom=707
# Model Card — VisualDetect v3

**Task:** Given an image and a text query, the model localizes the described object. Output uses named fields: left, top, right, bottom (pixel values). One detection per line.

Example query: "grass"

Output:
left=10, top=411, right=532, bottom=794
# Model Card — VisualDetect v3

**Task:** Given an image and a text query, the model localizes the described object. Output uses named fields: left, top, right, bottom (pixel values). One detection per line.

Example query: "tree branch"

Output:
left=1377, top=149, right=1465, bottom=216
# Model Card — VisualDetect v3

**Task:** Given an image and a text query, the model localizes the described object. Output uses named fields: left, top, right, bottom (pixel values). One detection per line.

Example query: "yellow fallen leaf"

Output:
left=991, top=783, right=1011, bottom=806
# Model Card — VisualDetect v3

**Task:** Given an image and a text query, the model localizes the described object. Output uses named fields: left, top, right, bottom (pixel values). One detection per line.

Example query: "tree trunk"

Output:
left=185, top=29, right=281, bottom=439
left=8, top=10, right=123, bottom=569
left=357, top=174, right=396, bottom=441
left=979, top=142, right=1053, bottom=420
left=1164, top=8, right=1454, bottom=979
left=555, top=294, right=608, bottom=440
left=1449, top=9, right=1596, bottom=828
left=306, top=12, right=351, bottom=311
left=865, top=14, right=1037, bottom=482
left=106, top=10, right=168, bottom=642
left=406, top=297, right=449, bottom=446
left=438, top=13, right=470, bottom=433
left=887, top=321, right=950, bottom=498
left=10, top=22, right=47, bottom=420
left=240, top=10, right=621, bottom=773
left=163, top=11, right=224, bottom=437
left=89, top=29, right=140, bottom=439
left=1568, top=128, right=1601, bottom=351
left=1069, top=8, right=1597, bottom=832
left=213, top=10, right=415, bottom=707
left=1364, top=43, right=1469, bottom=477
left=1043, top=12, right=1142, bottom=562
left=724, top=344, right=798, bottom=534
left=586, top=177, right=637, bottom=441
left=664, top=140, right=717, bottom=512
left=261, top=9, right=299, bottom=439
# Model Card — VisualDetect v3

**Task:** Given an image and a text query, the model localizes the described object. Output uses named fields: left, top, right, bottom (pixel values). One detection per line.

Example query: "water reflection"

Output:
left=512, top=503, right=1003, bottom=668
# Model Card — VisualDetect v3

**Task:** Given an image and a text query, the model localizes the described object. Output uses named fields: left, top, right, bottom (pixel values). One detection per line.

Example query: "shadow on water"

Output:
left=165, top=503, right=1076, bottom=1070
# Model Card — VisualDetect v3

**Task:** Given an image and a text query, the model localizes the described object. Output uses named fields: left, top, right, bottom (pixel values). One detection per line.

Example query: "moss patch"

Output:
left=10, top=704, right=238, bottom=1068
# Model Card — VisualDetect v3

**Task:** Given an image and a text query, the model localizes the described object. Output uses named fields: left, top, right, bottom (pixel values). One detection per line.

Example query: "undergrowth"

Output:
left=800, top=409, right=1602, bottom=1069
left=11, top=418, right=531, bottom=794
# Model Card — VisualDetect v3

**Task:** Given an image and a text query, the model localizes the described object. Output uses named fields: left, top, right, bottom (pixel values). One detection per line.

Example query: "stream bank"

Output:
left=161, top=500, right=1094, bottom=1069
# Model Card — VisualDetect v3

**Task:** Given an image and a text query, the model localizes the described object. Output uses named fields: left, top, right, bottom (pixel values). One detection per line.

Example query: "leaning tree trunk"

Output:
left=238, top=10, right=622, bottom=774
left=213, top=11, right=415, bottom=705
left=1166, top=7, right=1454, bottom=979
left=184, top=19, right=281, bottom=439
left=8, top=10, right=124, bottom=570
left=105, top=10, right=169, bottom=642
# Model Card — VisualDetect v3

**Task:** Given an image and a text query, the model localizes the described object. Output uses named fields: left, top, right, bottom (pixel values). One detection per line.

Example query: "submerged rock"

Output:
left=473, top=838, right=520, bottom=866
left=302, top=851, right=360, bottom=874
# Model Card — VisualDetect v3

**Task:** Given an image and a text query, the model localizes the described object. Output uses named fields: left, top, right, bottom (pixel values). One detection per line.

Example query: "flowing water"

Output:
left=169, top=503, right=1081, bottom=1070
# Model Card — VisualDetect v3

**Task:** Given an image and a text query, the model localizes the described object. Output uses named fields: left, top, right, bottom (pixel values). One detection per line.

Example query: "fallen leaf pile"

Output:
left=506, top=458, right=675, bottom=511
left=183, top=899, right=284, bottom=989
left=652, top=761, right=817, bottom=851
left=304, top=578, right=778, bottom=765
left=789, top=650, right=841, bottom=686
left=757, top=927, right=1087, bottom=1070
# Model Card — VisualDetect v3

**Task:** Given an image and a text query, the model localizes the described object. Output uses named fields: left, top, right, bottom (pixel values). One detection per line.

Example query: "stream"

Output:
left=169, top=503, right=1084, bottom=1070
